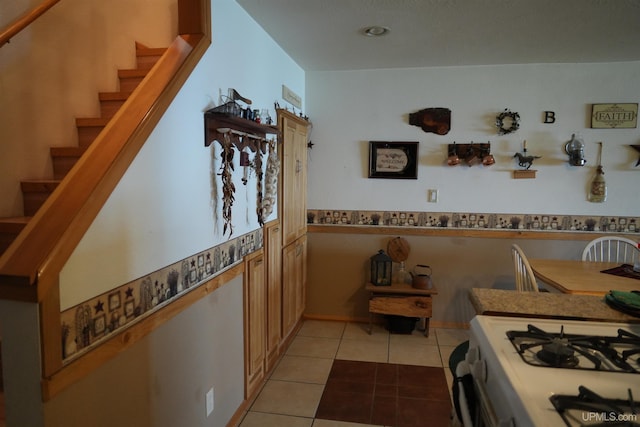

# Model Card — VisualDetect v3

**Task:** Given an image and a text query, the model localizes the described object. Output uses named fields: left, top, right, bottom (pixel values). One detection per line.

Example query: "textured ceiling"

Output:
left=237, top=0, right=640, bottom=71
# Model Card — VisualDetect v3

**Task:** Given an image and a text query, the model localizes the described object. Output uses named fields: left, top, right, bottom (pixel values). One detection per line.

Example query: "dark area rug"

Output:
left=315, top=359, right=452, bottom=427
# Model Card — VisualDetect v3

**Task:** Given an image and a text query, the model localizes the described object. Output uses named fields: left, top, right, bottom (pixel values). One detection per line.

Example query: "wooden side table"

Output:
left=365, top=282, right=438, bottom=337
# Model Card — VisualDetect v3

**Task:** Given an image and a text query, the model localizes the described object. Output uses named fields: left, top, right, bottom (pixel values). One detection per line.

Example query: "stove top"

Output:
left=469, top=316, right=640, bottom=427
left=550, top=385, right=639, bottom=426
left=507, top=323, right=640, bottom=373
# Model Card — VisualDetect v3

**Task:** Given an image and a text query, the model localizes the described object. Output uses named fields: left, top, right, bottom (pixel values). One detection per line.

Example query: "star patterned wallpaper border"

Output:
left=307, top=210, right=639, bottom=234
left=60, top=228, right=263, bottom=364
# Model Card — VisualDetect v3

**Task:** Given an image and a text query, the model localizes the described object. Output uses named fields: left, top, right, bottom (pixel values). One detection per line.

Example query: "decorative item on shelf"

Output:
left=387, top=237, right=410, bottom=284
left=254, top=147, right=264, bottom=225
left=630, top=145, right=640, bottom=167
left=446, top=142, right=493, bottom=167
left=447, top=142, right=460, bottom=165
left=464, top=144, right=478, bottom=166
left=481, top=146, right=495, bottom=166
left=496, top=109, right=520, bottom=135
left=410, top=265, right=433, bottom=290
left=219, top=133, right=236, bottom=236
left=513, top=140, right=540, bottom=179
left=240, top=148, right=251, bottom=185
left=370, top=250, right=392, bottom=286
left=409, top=107, right=451, bottom=135
left=588, top=142, right=607, bottom=203
left=262, top=139, right=279, bottom=219
left=565, top=133, right=587, bottom=166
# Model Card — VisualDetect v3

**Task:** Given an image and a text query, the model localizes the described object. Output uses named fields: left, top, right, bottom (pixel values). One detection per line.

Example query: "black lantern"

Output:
left=370, top=250, right=392, bottom=286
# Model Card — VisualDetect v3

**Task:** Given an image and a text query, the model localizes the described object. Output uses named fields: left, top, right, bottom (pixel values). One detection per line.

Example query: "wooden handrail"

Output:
left=0, top=0, right=61, bottom=47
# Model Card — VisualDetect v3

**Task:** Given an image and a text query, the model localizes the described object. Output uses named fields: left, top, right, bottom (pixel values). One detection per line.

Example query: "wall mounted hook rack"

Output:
left=447, top=142, right=493, bottom=167
left=204, top=111, right=278, bottom=153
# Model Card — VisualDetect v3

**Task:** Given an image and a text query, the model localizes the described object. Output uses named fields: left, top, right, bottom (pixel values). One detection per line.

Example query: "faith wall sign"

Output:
left=591, top=103, right=638, bottom=129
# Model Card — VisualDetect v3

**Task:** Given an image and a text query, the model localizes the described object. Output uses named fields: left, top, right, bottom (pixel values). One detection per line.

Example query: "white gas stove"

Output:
left=459, top=315, right=640, bottom=427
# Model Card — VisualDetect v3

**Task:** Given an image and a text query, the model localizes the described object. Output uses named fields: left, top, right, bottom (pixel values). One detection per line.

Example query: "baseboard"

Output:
left=303, top=313, right=469, bottom=330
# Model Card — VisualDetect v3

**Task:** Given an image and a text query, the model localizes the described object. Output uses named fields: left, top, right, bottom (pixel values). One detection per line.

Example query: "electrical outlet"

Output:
left=206, top=387, right=214, bottom=417
left=428, top=189, right=438, bottom=203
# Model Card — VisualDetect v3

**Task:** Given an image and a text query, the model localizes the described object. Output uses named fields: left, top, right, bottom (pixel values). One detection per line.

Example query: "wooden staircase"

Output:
left=0, top=43, right=166, bottom=257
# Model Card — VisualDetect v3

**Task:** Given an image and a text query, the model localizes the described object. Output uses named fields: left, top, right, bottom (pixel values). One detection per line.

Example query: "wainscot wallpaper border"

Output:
left=60, top=228, right=263, bottom=364
left=307, top=210, right=639, bottom=235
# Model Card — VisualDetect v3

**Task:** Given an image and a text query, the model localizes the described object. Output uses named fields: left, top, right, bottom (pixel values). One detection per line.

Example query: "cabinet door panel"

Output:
left=244, top=252, right=265, bottom=398
left=282, top=241, right=298, bottom=338
left=265, top=222, right=282, bottom=370
left=279, top=111, right=309, bottom=247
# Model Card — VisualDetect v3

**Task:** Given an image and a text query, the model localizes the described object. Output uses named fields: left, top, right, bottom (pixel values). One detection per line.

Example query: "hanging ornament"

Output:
left=254, top=146, right=264, bottom=226
left=240, top=147, right=251, bottom=185
left=588, top=142, right=607, bottom=203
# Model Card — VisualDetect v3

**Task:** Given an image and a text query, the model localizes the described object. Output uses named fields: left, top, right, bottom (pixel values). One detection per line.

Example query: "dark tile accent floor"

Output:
left=315, top=359, right=452, bottom=427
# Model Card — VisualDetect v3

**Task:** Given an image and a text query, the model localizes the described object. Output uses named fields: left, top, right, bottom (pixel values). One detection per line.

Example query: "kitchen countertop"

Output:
left=469, top=288, right=640, bottom=323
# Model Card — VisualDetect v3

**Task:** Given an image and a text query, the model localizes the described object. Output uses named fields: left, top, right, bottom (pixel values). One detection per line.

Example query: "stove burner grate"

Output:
left=507, top=324, right=640, bottom=373
left=550, top=386, right=639, bottom=427
left=537, top=341, right=580, bottom=368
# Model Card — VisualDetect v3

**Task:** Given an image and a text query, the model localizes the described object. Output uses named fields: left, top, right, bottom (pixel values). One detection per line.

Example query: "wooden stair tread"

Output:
left=0, top=217, right=30, bottom=232
left=136, top=47, right=166, bottom=57
left=118, top=69, right=149, bottom=78
left=75, top=117, right=109, bottom=126
left=50, top=146, right=86, bottom=156
left=98, top=91, right=132, bottom=101
left=20, top=180, right=60, bottom=191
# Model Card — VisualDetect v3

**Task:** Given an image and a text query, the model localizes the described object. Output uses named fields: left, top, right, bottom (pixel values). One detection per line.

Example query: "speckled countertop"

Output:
left=469, top=288, right=640, bottom=323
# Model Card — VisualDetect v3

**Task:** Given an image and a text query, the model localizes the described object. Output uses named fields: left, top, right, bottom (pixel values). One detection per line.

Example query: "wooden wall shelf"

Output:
left=204, top=111, right=279, bottom=152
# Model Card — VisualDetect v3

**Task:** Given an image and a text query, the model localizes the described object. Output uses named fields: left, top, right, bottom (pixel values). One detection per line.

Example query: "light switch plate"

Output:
left=206, top=387, right=214, bottom=417
left=428, top=189, right=438, bottom=203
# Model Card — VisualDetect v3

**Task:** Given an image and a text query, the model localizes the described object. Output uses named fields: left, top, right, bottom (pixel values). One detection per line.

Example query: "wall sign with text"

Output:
left=591, top=103, right=638, bottom=129
left=368, top=141, right=418, bottom=179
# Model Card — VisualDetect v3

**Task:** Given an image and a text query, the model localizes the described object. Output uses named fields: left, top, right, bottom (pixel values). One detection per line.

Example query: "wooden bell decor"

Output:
left=409, top=108, right=451, bottom=135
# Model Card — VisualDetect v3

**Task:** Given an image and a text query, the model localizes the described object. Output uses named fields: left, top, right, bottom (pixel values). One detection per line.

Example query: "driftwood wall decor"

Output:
left=409, top=108, right=451, bottom=135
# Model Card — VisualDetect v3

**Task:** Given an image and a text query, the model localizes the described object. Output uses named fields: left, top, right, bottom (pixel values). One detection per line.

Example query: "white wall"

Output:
left=58, top=0, right=305, bottom=309
left=306, top=63, right=640, bottom=216
left=1, top=1, right=305, bottom=426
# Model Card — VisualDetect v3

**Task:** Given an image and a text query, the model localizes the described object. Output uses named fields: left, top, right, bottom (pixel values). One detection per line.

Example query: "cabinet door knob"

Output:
left=415, top=301, right=426, bottom=308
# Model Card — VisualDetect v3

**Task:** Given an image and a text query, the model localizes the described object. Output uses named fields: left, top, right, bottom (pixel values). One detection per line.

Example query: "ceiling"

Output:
left=236, top=0, right=640, bottom=71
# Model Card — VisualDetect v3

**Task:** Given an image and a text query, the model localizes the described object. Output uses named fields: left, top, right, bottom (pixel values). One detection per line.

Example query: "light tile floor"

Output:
left=238, top=320, right=469, bottom=427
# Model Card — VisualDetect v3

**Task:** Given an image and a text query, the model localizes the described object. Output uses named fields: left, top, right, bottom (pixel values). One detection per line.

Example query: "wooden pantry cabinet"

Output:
left=278, top=109, right=309, bottom=246
left=277, top=109, right=310, bottom=342
left=242, top=110, right=310, bottom=400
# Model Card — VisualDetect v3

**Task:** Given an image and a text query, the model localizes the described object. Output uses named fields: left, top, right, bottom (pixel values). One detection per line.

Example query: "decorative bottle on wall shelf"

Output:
left=588, top=142, right=607, bottom=203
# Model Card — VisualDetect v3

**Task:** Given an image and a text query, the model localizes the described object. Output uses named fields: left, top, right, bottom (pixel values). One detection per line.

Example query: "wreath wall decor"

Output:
left=496, top=109, right=520, bottom=135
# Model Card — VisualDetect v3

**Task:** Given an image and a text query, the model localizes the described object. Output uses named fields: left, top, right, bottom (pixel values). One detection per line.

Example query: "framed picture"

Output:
left=369, top=141, right=418, bottom=179
left=591, top=103, right=638, bottom=129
